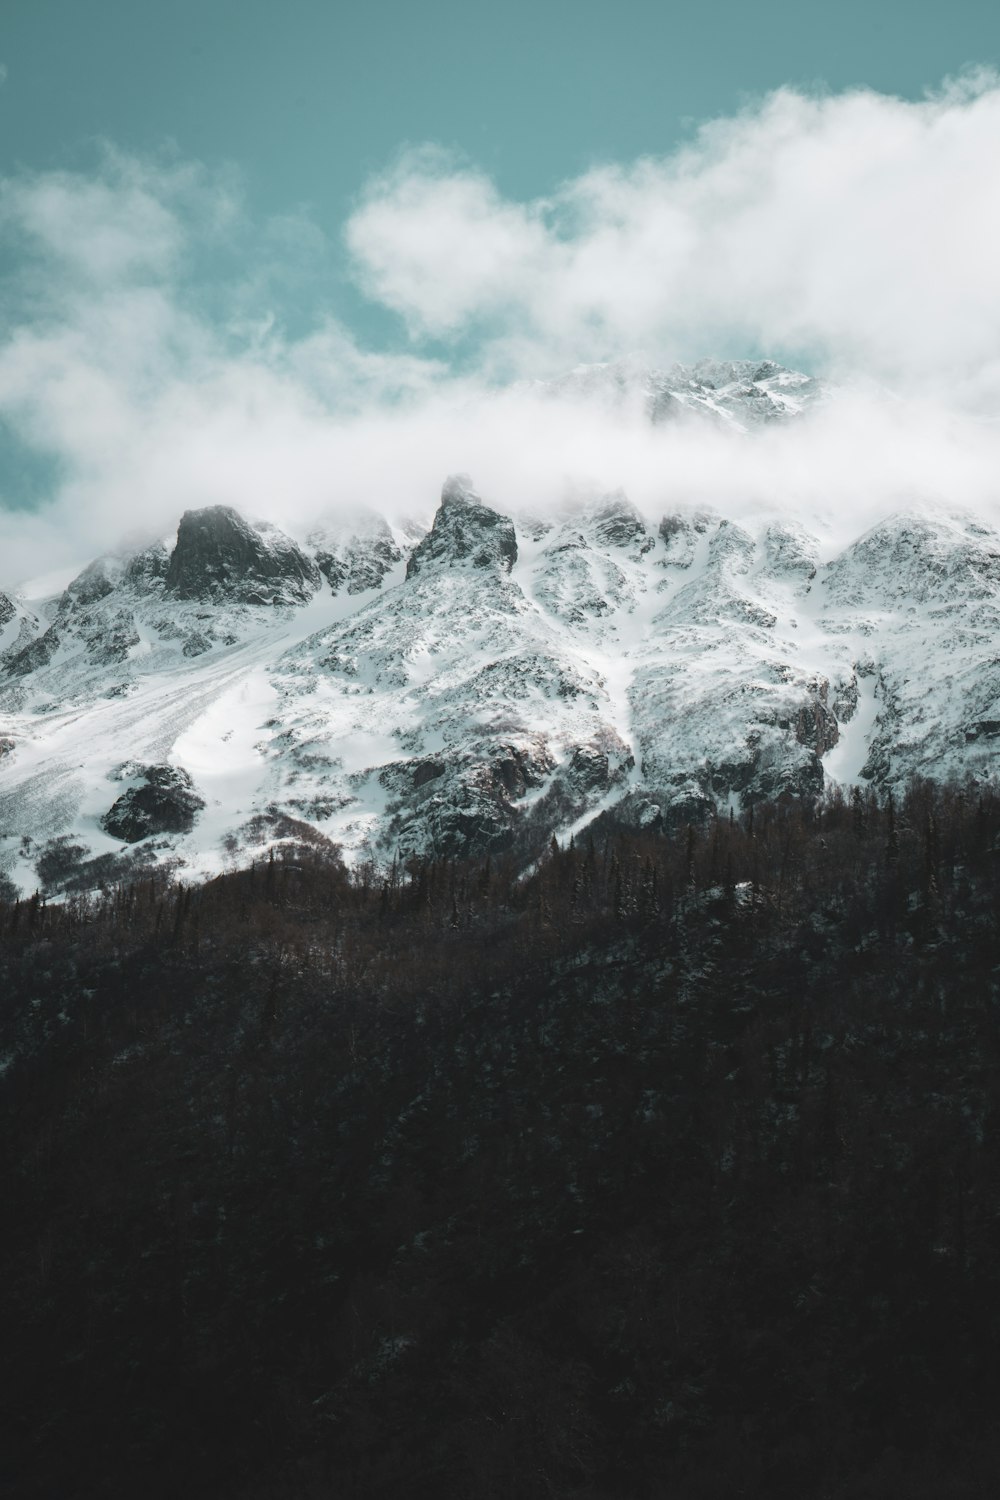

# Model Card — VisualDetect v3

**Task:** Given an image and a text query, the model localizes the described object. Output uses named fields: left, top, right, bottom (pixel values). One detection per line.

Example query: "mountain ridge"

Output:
left=2, top=361, right=999, bottom=897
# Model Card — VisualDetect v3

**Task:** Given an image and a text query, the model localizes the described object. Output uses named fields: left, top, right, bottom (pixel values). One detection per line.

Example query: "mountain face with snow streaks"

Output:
left=539, top=356, right=825, bottom=430
left=1, top=361, right=998, bottom=896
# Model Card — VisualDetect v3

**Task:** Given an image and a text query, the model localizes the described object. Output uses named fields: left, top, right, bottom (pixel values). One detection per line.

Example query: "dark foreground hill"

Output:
left=3, top=782, right=1000, bottom=1498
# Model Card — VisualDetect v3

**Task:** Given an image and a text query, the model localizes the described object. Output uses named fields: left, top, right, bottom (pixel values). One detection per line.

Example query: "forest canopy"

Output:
left=3, top=780, right=1000, bottom=1498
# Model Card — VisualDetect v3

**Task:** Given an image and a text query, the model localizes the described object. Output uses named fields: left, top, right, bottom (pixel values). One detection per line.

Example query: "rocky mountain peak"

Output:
left=440, top=473, right=480, bottom=509
left=587, top=492, right=652, bottom=553
left=59, top=556, right=124, bottom=615
left=405, top=475, right=518, bottom=580
left=164, top=505, right=320, bottom=605
left=101, top=764, right=205, bottom=843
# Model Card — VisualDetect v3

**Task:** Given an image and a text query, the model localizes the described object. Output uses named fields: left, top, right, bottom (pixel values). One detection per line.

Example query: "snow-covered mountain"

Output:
left=2, top=361, right=998, bottom=896
left=534, top=356, right=826, bottom=428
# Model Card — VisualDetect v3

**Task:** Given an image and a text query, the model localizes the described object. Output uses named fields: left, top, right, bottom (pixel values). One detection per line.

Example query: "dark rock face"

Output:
left=165, top=506, right=320, bottom=605
left=406, top=476, right=517, bottom=580
left=698, top=745, right=825, bottom=806
left=124, top=542, right=170, bottom=589
left=568, top=744, right=612, bottom=791
left=591, top=494, right=652, bottom=553
left=182, top=631, right=212, bottom=658
left=412, top=759, right=445, bottom=789
left=491, top=746, right=546, bottom=799
left=0, top=592, right=15, bottom=627
left=377, top=741, right=555, bottom=859
left=965, top=719, right=1000, bottom=742
left=794, top=687, right=840, bottom=756
left=6, top=627, right=60, bottom=678
left=81, top=609, right=140, bottom=666
left=102, top=765, right=205, bottom=843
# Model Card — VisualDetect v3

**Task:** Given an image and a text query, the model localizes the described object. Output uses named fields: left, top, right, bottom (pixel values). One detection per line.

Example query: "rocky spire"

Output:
left=405, top=476, right=517, bottom=580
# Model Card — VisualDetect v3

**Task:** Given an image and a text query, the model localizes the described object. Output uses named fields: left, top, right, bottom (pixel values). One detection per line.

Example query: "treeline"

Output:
left=2, top=780, right=1000, bottom=1498
left=7, top=775, right=997, bottom=949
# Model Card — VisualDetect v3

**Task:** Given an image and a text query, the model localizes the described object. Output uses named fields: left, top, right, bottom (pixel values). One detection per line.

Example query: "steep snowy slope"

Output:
left=264, top=477, right=635, bottom=862
left=0, top=505, right=418, bottom=892
left=2, top=365, right=999, bottom=896
left=819, top=513, right=1000, bottom=784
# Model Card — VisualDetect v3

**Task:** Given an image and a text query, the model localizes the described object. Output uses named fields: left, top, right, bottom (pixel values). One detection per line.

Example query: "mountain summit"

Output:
left=537, top=356, right=824, bottom=429
left=165, top=506, right=321, bottom=605
left=406, top=476, right=518, bottom=579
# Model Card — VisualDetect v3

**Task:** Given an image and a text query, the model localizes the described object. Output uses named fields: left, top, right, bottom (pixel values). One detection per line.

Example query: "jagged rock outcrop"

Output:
left=405, top=476, right=517, bottom=579
left=165, top=506, right=320, bottom=605
left=79, top=607, right=140, bottom=666
left=124, top=542, right=170, bottom=589
left=374, top=740, right=558, bottom=858
left=6, top=627, right=60, bottom=678
left=590, top=493, right=653, bottom=553
left=101, top=765, right=205, bottom=843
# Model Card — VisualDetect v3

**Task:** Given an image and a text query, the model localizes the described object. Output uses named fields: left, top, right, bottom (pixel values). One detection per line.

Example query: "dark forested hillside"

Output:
left=3, top=781, right=1000, bottom=1498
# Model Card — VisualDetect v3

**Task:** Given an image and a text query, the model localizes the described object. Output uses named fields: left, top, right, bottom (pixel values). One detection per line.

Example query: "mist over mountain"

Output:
left=2, top=360, right=1000, bottom=900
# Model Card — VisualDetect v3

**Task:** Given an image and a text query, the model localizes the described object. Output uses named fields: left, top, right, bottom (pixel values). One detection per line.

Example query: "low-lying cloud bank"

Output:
left=2, top=73, right=1000, bottom=583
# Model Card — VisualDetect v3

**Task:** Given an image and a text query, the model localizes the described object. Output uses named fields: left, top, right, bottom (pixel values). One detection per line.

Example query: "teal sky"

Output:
left=1, top=0, right=999, bottom=351
left=3, top=0, right=999, bottom=268
left=2, top=0, right=1000, bottom=550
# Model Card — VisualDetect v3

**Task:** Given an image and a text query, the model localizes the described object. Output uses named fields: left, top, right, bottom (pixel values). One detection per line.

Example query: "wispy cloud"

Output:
left=347, top=72, right=1000, bottom=404
left=2, top=75, right=1000, bottom=583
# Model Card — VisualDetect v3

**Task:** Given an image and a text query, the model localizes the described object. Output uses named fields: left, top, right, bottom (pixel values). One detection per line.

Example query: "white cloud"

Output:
left=346, top=145, right=553, bottom=339
left=346, top=73, right=1000, bottom=403
left=3, top=79, right=1000, bottom=584
left=0, top=148, right=239, bottom=290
